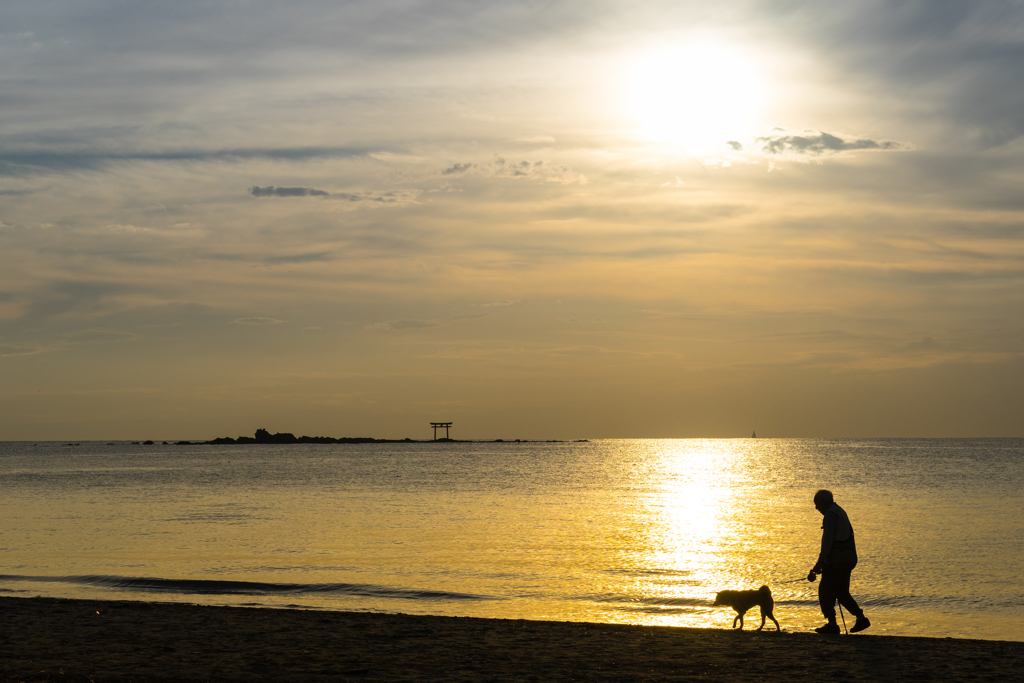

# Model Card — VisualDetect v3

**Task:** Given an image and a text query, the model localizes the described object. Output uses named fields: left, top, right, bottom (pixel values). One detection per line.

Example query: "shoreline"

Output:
left=3, top=596, right=1021, bottom=682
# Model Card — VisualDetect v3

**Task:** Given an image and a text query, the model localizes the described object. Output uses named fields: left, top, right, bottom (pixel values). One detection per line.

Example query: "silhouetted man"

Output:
left=809, top=489, right=870, bottom=634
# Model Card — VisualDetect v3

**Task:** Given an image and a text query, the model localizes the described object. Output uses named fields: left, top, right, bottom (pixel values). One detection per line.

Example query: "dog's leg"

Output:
left=768, top=613, right=781, bottom=631
left=732, top=614, right=740, bottom=629
left=758, top=612, right=766, bottom=631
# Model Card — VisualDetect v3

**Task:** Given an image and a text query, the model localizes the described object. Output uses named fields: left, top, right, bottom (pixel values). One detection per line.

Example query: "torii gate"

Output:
left=430, top=422, right=452, bottom=440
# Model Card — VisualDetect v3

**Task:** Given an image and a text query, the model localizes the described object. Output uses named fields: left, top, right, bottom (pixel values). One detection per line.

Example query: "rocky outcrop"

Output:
left=206, top=429, right=386, bottom=445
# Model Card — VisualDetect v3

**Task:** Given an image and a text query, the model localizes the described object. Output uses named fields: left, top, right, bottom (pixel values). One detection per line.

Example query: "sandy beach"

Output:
left=2, top=596, right=1021, bottom=682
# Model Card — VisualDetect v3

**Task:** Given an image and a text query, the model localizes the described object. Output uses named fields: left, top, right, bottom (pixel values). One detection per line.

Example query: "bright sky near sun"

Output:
left=1, top=1, right=1022, bottom=440
left=624, top=41, right=765, bottom=149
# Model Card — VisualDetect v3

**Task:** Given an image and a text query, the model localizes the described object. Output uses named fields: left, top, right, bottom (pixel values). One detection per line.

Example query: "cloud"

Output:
left=264, top=251, right=333, bottom=264
left=251, top=186, right=329, bottom=197
left=904, top=336, right=942, bottom=352
left=515, top=135, right=557, bottom=144
left=368, top=319, right=441, bottom=331
left=0, top=187, right=45, bottom=196
left=250, top=186, right=419, bottom=205
left=369, top=152, right=427, bottom=164
left=333, top=190, right=420, bottom=205
left=60, top=328, right=141, bottom=343
left=763, top=1, right=1024, bottom=147
left=368, top=312, right=489, bottom=331
left=0, top=146, right=370, bottom=176
left=755, top=129, right=906, bottom=156
left=0, top=342, right=61, bottom=357
left=23, top=280, right=133, bottom=320
left=440, top=157, right=588, bottom=184
left=494, top=157, right=588, bottom=184
left=229, top=317, right=282, bottom=325
left=2, top=2, right=598, bottom=68
left=442, top=162, right=476, bottom=175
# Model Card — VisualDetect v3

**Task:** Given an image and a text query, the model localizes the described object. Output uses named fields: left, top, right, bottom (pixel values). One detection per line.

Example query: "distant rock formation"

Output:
left=191, top=430, right=563, bottom=445
left=206, top=429, right=386, bottom=445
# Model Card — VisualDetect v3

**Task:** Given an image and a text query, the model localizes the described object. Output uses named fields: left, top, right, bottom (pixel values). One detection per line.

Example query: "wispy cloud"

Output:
left=264, top=251, right=334, bottom=264
left=0, top=147, right=371, bottom=176
left=251, top=186, right=329, bottom=197
left=229, top=317, right=283, bottom=325
left=372, top=319, right=441, bottom=330
left=0, top=342, right=64, bottom=357
left=439, top=157, right=587, bottom=184
left=59, top=328, right=141, bottom=343
left=368, top=313, right=489, bottom=331
left=250, top=186, right=419, bottom=205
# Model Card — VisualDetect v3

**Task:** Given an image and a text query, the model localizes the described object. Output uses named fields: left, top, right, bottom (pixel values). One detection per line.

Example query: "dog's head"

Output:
left=712, top=590, right=730, bottom=606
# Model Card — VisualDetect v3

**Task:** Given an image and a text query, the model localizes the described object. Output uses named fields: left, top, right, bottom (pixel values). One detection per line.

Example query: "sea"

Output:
left=1, top=438, right=1021, bottom=642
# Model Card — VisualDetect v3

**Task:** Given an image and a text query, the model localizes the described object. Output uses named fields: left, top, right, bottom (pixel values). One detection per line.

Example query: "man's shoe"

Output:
left=850, top=616, right=871, bottom=633
left=815, top=623, right=841, bottom=634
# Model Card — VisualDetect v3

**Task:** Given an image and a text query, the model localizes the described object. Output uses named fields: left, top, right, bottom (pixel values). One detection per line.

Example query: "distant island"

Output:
left=188, top=429, right=588, bottom=445
left=207, top=428, right=407, bottom=445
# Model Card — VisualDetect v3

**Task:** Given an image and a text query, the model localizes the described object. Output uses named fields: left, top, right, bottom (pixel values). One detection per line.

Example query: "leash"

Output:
left=838, top=603, right=849, bottom=634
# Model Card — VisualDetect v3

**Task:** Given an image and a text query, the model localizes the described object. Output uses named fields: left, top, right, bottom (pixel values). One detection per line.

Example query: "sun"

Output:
left=625, top=41, right=763, bottom=151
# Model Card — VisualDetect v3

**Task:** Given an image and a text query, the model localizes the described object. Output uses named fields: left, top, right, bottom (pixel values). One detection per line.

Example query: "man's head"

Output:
left=813, top=489, right=834, bottom=514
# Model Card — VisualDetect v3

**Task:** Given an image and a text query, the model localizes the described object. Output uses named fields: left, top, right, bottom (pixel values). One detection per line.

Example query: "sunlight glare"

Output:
left=625, top=41, right=763, bottom=151
left=631, top=440, right=746, bottom=628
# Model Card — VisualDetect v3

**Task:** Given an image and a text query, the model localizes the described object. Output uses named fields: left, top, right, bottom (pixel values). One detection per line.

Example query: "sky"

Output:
left=1, top=0, right=1022, bottom=440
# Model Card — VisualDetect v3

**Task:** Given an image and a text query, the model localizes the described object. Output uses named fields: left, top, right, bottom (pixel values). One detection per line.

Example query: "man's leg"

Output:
left=816, top=569, right=841, bottom=633
left=834, top=568, right=863, bottom=618
left=837, top=568, right=871, bottom=633
left=824, top=566, right=871, bottom=633
left=818, top=572, right=837, bottom=621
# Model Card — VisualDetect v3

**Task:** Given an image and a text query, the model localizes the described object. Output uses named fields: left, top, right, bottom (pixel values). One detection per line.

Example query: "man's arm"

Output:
left=813, top=510, right=837, bottom=573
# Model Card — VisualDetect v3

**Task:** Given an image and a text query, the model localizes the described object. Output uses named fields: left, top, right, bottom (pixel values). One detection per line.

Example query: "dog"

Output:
left=712, top=585, right=781, bottom=631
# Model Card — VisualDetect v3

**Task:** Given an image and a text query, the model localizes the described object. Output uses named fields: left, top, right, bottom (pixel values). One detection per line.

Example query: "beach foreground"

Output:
left=2, top=597, right=1021, bottom=682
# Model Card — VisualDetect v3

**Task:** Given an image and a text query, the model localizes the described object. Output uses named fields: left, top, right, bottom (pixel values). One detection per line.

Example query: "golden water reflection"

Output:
left=0, top=440, right=848, bottom=635
left=616, top=439, right=812, bottom=630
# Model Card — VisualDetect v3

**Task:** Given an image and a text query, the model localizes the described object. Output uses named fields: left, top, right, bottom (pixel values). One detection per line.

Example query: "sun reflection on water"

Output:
left=603, top=438, right=821, bottom=631
left=613, top=440, right=747, bottom=628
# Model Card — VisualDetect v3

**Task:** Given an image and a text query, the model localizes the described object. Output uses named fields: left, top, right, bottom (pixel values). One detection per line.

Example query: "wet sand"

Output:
left=2, top=596, right=1021, bottom=682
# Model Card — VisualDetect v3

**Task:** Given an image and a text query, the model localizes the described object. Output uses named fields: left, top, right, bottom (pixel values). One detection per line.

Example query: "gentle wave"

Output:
left=583, top=594, right=710, bottom=607
left=0, top=574, right=496, bottom=602
left=861, top=593, right=1024, bottom=610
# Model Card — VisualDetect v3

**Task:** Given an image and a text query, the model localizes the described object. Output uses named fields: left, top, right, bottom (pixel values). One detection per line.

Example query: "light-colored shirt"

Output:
left=818, top=502, right=854, bottom=565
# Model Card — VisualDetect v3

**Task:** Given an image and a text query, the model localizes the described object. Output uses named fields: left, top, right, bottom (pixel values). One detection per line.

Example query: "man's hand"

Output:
left=807, top=570, right=817, bottom=582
